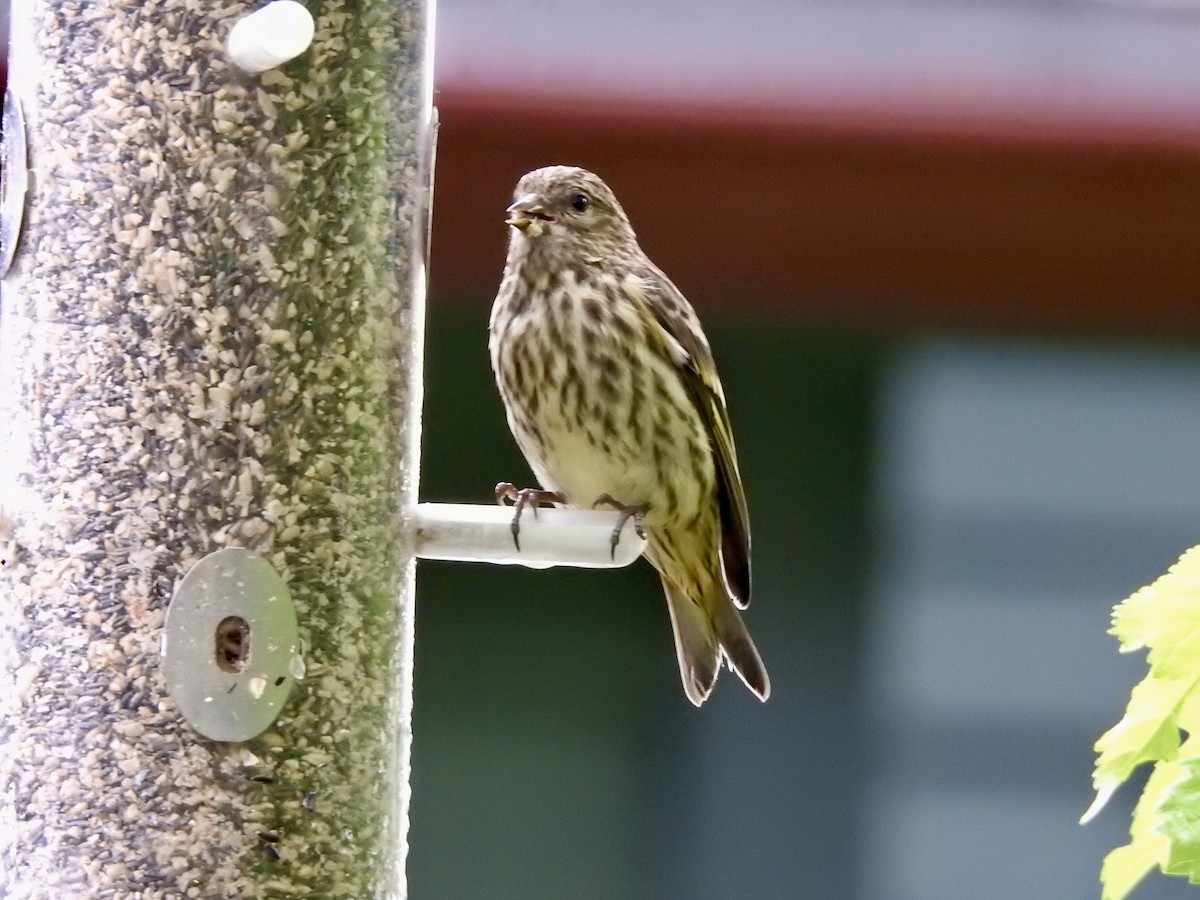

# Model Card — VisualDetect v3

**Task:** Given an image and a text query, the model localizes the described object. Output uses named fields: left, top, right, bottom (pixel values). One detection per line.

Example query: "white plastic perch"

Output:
left=411, top=503, right=647, bottom=569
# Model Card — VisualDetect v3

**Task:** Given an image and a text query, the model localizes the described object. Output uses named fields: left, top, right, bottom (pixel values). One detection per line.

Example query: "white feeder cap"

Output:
left=228, top=1, right=316, bottom=74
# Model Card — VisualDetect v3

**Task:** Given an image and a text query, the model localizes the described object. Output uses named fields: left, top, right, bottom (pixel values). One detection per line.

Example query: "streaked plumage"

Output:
left=489, top=165, right=769, bottom=706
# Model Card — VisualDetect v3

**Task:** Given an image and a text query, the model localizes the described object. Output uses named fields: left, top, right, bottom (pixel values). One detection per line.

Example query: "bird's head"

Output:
left=505, top=166, right=636, bottom=256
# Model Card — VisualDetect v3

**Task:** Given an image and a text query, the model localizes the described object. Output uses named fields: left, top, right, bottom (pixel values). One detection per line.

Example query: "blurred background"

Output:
left=4, top=0, right=1200, bottom=897
left=416, top=2, right=1200, bottom=899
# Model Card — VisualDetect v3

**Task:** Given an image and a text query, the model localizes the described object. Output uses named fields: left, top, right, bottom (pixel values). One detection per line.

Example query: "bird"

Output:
left=489, top=165, right=769, bottom=707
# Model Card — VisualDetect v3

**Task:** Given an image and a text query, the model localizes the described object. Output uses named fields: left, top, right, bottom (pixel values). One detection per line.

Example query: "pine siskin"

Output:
left=489, top=165, right=769, bottom=706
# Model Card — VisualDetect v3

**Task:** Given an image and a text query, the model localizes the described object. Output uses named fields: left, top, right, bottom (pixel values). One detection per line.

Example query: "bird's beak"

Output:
left=506, top=193, right=554, bottom=232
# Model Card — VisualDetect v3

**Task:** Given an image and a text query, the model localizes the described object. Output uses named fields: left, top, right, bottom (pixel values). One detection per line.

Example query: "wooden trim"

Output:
left=432, top=88, right=1200, bottom=335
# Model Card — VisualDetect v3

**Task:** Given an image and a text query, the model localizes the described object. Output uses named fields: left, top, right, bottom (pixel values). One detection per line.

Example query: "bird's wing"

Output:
left=630, top=263, right=752, bottom=609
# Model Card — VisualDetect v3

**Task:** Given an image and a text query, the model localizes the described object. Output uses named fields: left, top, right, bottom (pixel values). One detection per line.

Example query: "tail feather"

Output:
left=713, top=593, right=770, bottom=702
left=662, top=576, right=770, bottom=706
left=663, top=576, right=720, bottom=706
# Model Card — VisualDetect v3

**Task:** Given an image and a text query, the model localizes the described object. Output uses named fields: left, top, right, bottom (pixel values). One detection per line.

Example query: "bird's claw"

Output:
left=592, top=494, right=649, bottom=559
left=495, top=482, right=564, bottom=551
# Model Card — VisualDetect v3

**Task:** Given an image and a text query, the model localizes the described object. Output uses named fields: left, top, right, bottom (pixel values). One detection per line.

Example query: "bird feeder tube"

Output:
left=0, top=0, right=433, bottom=896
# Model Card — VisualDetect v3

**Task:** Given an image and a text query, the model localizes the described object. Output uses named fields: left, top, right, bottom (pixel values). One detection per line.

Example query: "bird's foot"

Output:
left=495, top=482, right=564, bottom=551
left=591, top=494, right=649, bottom=559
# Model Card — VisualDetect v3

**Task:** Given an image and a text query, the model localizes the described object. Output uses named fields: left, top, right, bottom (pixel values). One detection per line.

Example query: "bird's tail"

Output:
left=662, top=575, right=770, bottom=707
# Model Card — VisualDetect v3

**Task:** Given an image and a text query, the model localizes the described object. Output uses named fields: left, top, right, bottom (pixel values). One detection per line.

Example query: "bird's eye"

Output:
left=569, top=193, right=589, bottom=212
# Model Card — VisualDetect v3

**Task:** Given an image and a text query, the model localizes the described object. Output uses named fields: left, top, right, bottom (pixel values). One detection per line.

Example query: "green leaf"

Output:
left=1088, top=676, right=1192, bottom=804
left=1158, top=754, right=1200, bottom=881
left=1099, top=759, right=1179, bottom=900
left=1112, top=546, right=1200, bottom=678
left=1102, top=834, right=1167, bottom=900
left=1090, top=544, right=1200, bottom=897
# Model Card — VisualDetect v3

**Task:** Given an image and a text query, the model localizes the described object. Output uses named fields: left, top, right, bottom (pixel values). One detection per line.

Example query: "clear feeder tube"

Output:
left=0, top=0, right=434, bottom=896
